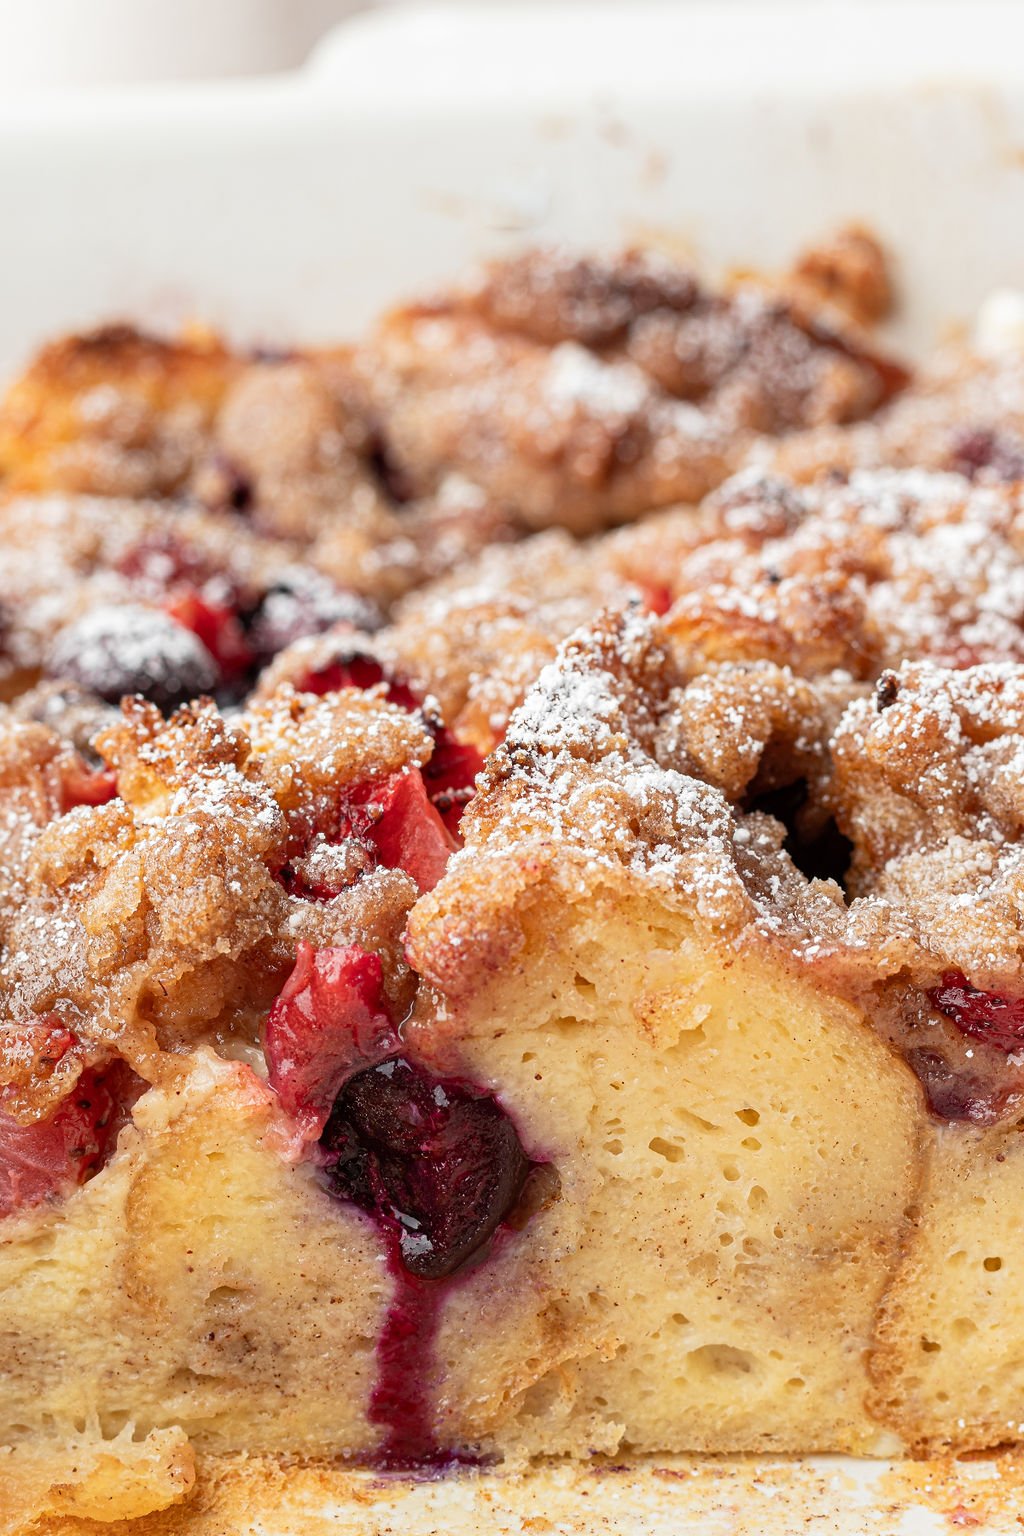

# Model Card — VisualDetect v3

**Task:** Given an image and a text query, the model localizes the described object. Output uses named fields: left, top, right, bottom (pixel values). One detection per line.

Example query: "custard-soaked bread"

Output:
left=11, top=603, right=1024, bottom=1505
left=9, top=249, right=1024, bottom=1527
left=403, top=613, right=1024, bottom=1457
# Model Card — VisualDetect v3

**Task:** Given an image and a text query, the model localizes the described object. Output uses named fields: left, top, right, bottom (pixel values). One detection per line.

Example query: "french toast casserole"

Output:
left=6, top=230, right=1024, bottom=1524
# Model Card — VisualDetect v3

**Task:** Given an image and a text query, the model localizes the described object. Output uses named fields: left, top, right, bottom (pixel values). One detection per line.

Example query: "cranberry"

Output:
left=280, top=770, right=455, bottom=901
left=929, top=971, right=1024, bottom=1053
left=50, top=605, right=220, bottom=713
left=244, top=572, right=382, bottom=666
left=904, top=1047, right=1008, bottom=1124
left=344, top=771, right=455, bottom=894
left=114, top=531, right=212, bottom=595
left=264, top=943, right=400, bottom=1139
left=0, top=1060, right=138, bottom=1218
left=59, top=757, right=118, bottom=812
left=322, top=1055, right=531, bottom=1281
left=641, top=583, right=673, bottom=617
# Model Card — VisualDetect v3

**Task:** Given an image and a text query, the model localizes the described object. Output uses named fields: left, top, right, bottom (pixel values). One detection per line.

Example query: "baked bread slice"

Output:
left=407, top=609, right=1024, bottom=1460
left=0, top=235, right=905, bottom=566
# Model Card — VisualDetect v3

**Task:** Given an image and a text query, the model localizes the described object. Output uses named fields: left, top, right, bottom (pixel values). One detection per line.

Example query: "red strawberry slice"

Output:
left=641, top=583, right=673, bottom=616
left=282, top=770, right=456, bottom=902
left=264, top=942, right=400, bottom=1139
left=163, top=591, right=254, bottom=680
left=345, top=771, right=456, bottom=894
left=0, top=1061, right=135, bottom=1218
left=299, top=652, right=421, bottom=714
left=60, top=758, right=118, bottom=812
left=296, top=651, right=483, bottom=838
left=929, top=971, right=1024, bottom=1054
left=420, top=737, right=485, bottom=838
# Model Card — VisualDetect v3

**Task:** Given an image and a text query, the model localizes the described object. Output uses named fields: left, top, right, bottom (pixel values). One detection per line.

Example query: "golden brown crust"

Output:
left=263, top=529, right=647, bottom=754
left=613, top=466, right=1024, bottom=675
left=354, top=245, right=904, bottom=535
left=406, top=592, right=1024, bottom=1129
left=0, top=331, right=522, bottom=613
left=769, top=342, right=1024, bottom=488
left=0, top=327, right=239, bottom=499
left=788, top=225, right=895, bottom=327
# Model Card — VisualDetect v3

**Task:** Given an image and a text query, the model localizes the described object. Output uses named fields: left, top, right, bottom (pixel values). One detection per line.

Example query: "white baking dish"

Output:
left=3, top=0, right=1024, bottom=374
left=3, top=5, right=1024, bottom=1528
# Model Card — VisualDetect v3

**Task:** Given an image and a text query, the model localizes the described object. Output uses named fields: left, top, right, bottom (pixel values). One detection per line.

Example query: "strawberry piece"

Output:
left=421, top=737, right=485, bottom=838
left=346, top=771, right=456, bottom=894
left=59, top=758, right=117, bottom=812
left=0, top=1062, right=135, bottom=1218
left=0, top=1016, right=78, bottom=1086
left=929, top=971, right=1024, bottom=1054
left=264, top=942, right=400, bottom=1139
left=282, top=770, right=456, bottom=902
left=298, top=651, right=421, bottom=714
left=297, top=651, right=483, bottom=838
left=163, top=590, right=253, bottom=680
left=641, top=583, right=673, bottom=616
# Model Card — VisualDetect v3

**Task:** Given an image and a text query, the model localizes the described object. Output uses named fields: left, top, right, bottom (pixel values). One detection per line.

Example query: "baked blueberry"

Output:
left=49, top=604, right=220, bottom=712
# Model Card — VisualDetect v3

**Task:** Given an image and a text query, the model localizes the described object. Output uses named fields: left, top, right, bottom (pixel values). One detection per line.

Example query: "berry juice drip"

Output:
left=367, top=1248, right=447, bottom=1469
left=320, top=1054, right=533, bottom=1467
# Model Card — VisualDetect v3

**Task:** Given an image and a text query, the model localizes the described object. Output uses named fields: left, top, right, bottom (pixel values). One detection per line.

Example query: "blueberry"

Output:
left=49, top=604, right=220, bottom=713
left=246, top=570, right=382, bottom=666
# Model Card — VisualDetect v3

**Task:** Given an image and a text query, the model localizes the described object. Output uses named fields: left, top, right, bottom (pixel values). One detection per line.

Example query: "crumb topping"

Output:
left=355, top=244, right=902, bottom=535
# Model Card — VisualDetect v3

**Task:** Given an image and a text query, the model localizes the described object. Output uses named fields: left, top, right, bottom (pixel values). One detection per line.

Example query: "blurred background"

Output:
left=0, top=0, right=902, bottom=91
left=1, top=0, right=1021, bottom=368
left=0, top=0, right=361, bottom=90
